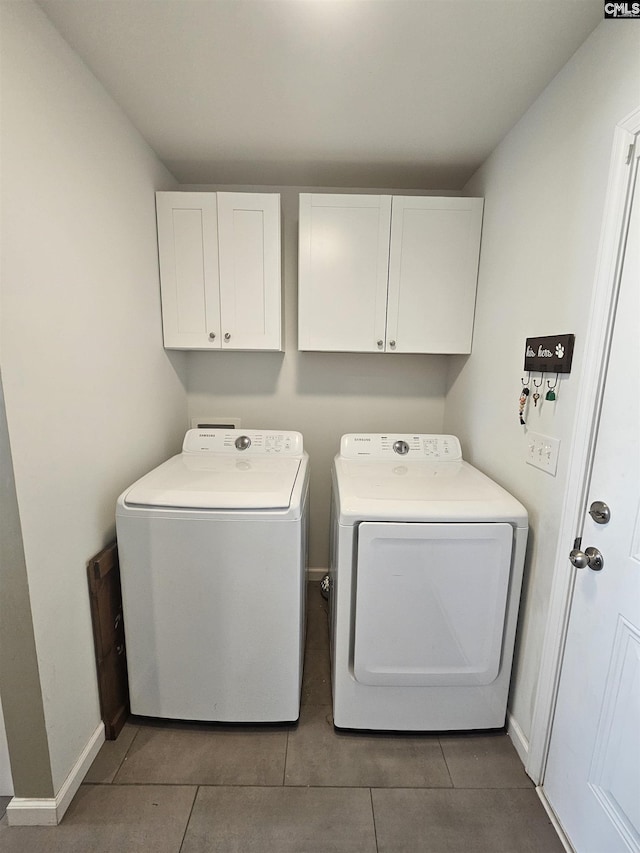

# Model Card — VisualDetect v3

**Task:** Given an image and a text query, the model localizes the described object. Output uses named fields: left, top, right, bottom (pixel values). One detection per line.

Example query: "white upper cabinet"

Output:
left=298, top=194, right=392, bottom=352
left=156, top=191, right=282, bottom=351
left=387, top=197, right=483, bottom=354
left=156, top=192, right=221, bottom=349
left=298, top=194, right=483, bottom=354
left=216, top=193, right=282, bottom=351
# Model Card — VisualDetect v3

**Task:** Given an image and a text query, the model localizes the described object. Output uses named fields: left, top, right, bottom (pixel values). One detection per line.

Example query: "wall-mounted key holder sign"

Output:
left=524, top=334, right=575, bottom=374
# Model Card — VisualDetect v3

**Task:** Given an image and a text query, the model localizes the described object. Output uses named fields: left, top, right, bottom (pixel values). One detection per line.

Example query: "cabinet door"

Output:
left=386, top=197, right=483, bottom=353
left=217, top=193, right=282, bottom=351
left=298, top=194, right=391, bottom=352
left=156, top=192, right=221, bottom=349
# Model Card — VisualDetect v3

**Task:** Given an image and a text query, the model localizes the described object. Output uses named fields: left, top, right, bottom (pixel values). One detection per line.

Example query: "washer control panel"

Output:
left=183, top=429, right=304, bottom=455
left=340, top=434, right=462, bottom=461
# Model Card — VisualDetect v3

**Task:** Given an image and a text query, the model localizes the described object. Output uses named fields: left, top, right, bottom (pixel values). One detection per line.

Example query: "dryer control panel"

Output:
left=183, top=429, right=304, bottom=456
left=340, top=434, right=462, bottom=461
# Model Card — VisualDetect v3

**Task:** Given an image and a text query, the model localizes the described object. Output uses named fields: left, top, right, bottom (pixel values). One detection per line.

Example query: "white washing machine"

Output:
left=330, top=433, right=528, bottom=731
left=116, top=428, right=309, bottom=723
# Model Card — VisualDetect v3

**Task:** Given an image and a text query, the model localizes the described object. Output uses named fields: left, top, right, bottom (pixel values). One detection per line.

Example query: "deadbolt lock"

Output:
left=589, top=501, right=611, bottom=525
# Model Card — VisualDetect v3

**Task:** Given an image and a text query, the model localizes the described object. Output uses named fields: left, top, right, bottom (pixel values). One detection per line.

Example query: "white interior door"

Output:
left=543, top=142, right=639, bottom=853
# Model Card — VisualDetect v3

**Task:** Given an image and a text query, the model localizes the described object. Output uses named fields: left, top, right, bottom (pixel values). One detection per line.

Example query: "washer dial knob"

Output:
left=235, top=435, right=251, bottom=451
left=393, top=440, right=409, bottom=455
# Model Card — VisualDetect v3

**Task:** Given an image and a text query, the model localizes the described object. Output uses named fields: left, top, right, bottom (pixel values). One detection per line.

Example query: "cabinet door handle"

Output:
left=224, top=333, right=231, bottom=342
left=377, top=340, right=384, bottom=349
left=389, top=340, right=396, bottom=349
left=208, top=332, right=216, bottom=341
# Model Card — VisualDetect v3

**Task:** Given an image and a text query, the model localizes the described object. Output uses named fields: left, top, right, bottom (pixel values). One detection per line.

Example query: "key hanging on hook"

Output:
left=532, top=374, right=543, bottom=407
left=518, top=374, right=531, bottom=425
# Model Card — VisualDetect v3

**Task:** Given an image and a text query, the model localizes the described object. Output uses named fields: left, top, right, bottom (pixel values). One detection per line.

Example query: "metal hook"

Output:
left=547, top=374, right=559, bottom=390
left=533, top=374, right=543, bottom=388
left=521, top=372, right=531, bottom=386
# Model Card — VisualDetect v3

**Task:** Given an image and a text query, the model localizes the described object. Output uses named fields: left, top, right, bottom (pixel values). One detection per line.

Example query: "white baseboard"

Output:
left=507, top=711, right=530, bottom=770
left=6, top=722, right=105, bottom=826
left=307, top=567, right=327, bottom=582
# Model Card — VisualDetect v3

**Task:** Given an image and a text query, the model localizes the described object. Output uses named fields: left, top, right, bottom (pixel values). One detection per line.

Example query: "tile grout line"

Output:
left=282, top=722, right=290, bottom=786
left=369, top=787, right=380, bottom=853
left=84, top=781, right=206, bottom=788
left=83, top=780, right=534, bottom=790
left=177, top=785, right=199, bottom=853
left=110, top=725, right=141, bottom=785
left=437, top=737, right=455, bottom=789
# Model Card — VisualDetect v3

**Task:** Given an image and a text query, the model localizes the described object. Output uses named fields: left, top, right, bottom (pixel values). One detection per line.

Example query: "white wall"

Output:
left=0, top=694, right=13, bottom=797
left=0, top=1, right=188, bottom=794
left=444, top=23, right=640, bottom=743
left=186, top=186, right=451, bottom=568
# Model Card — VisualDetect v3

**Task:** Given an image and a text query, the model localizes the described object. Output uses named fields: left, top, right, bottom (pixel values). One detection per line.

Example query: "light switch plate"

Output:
left=526, top=431, right=560, bottom=476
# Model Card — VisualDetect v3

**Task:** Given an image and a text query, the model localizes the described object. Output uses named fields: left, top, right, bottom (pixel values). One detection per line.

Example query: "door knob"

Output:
left=569, top=546, right=604, bottom=571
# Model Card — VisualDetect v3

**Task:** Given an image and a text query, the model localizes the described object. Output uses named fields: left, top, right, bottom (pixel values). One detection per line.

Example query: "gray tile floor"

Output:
left=0, top=583, right=564, bottom=852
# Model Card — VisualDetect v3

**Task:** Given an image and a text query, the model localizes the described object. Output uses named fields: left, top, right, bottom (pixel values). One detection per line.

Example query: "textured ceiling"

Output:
left=38, top=0, right=603, bottom=188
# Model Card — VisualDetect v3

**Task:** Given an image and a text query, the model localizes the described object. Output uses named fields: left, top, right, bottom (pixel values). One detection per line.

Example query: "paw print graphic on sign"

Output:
left=555, top=343, right=565, bottom=358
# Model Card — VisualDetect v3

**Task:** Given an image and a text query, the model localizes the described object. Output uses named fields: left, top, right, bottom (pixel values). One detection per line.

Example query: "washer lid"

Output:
left=124, top=454, right=302, bottom=510
left=334, top=457, right=527, bottom=526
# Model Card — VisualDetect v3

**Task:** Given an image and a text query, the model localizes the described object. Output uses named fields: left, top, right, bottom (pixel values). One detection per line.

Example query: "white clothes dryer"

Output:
left=330, top=434, right=528, bottom=731
left=116, top=429, right=309, bottom=723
